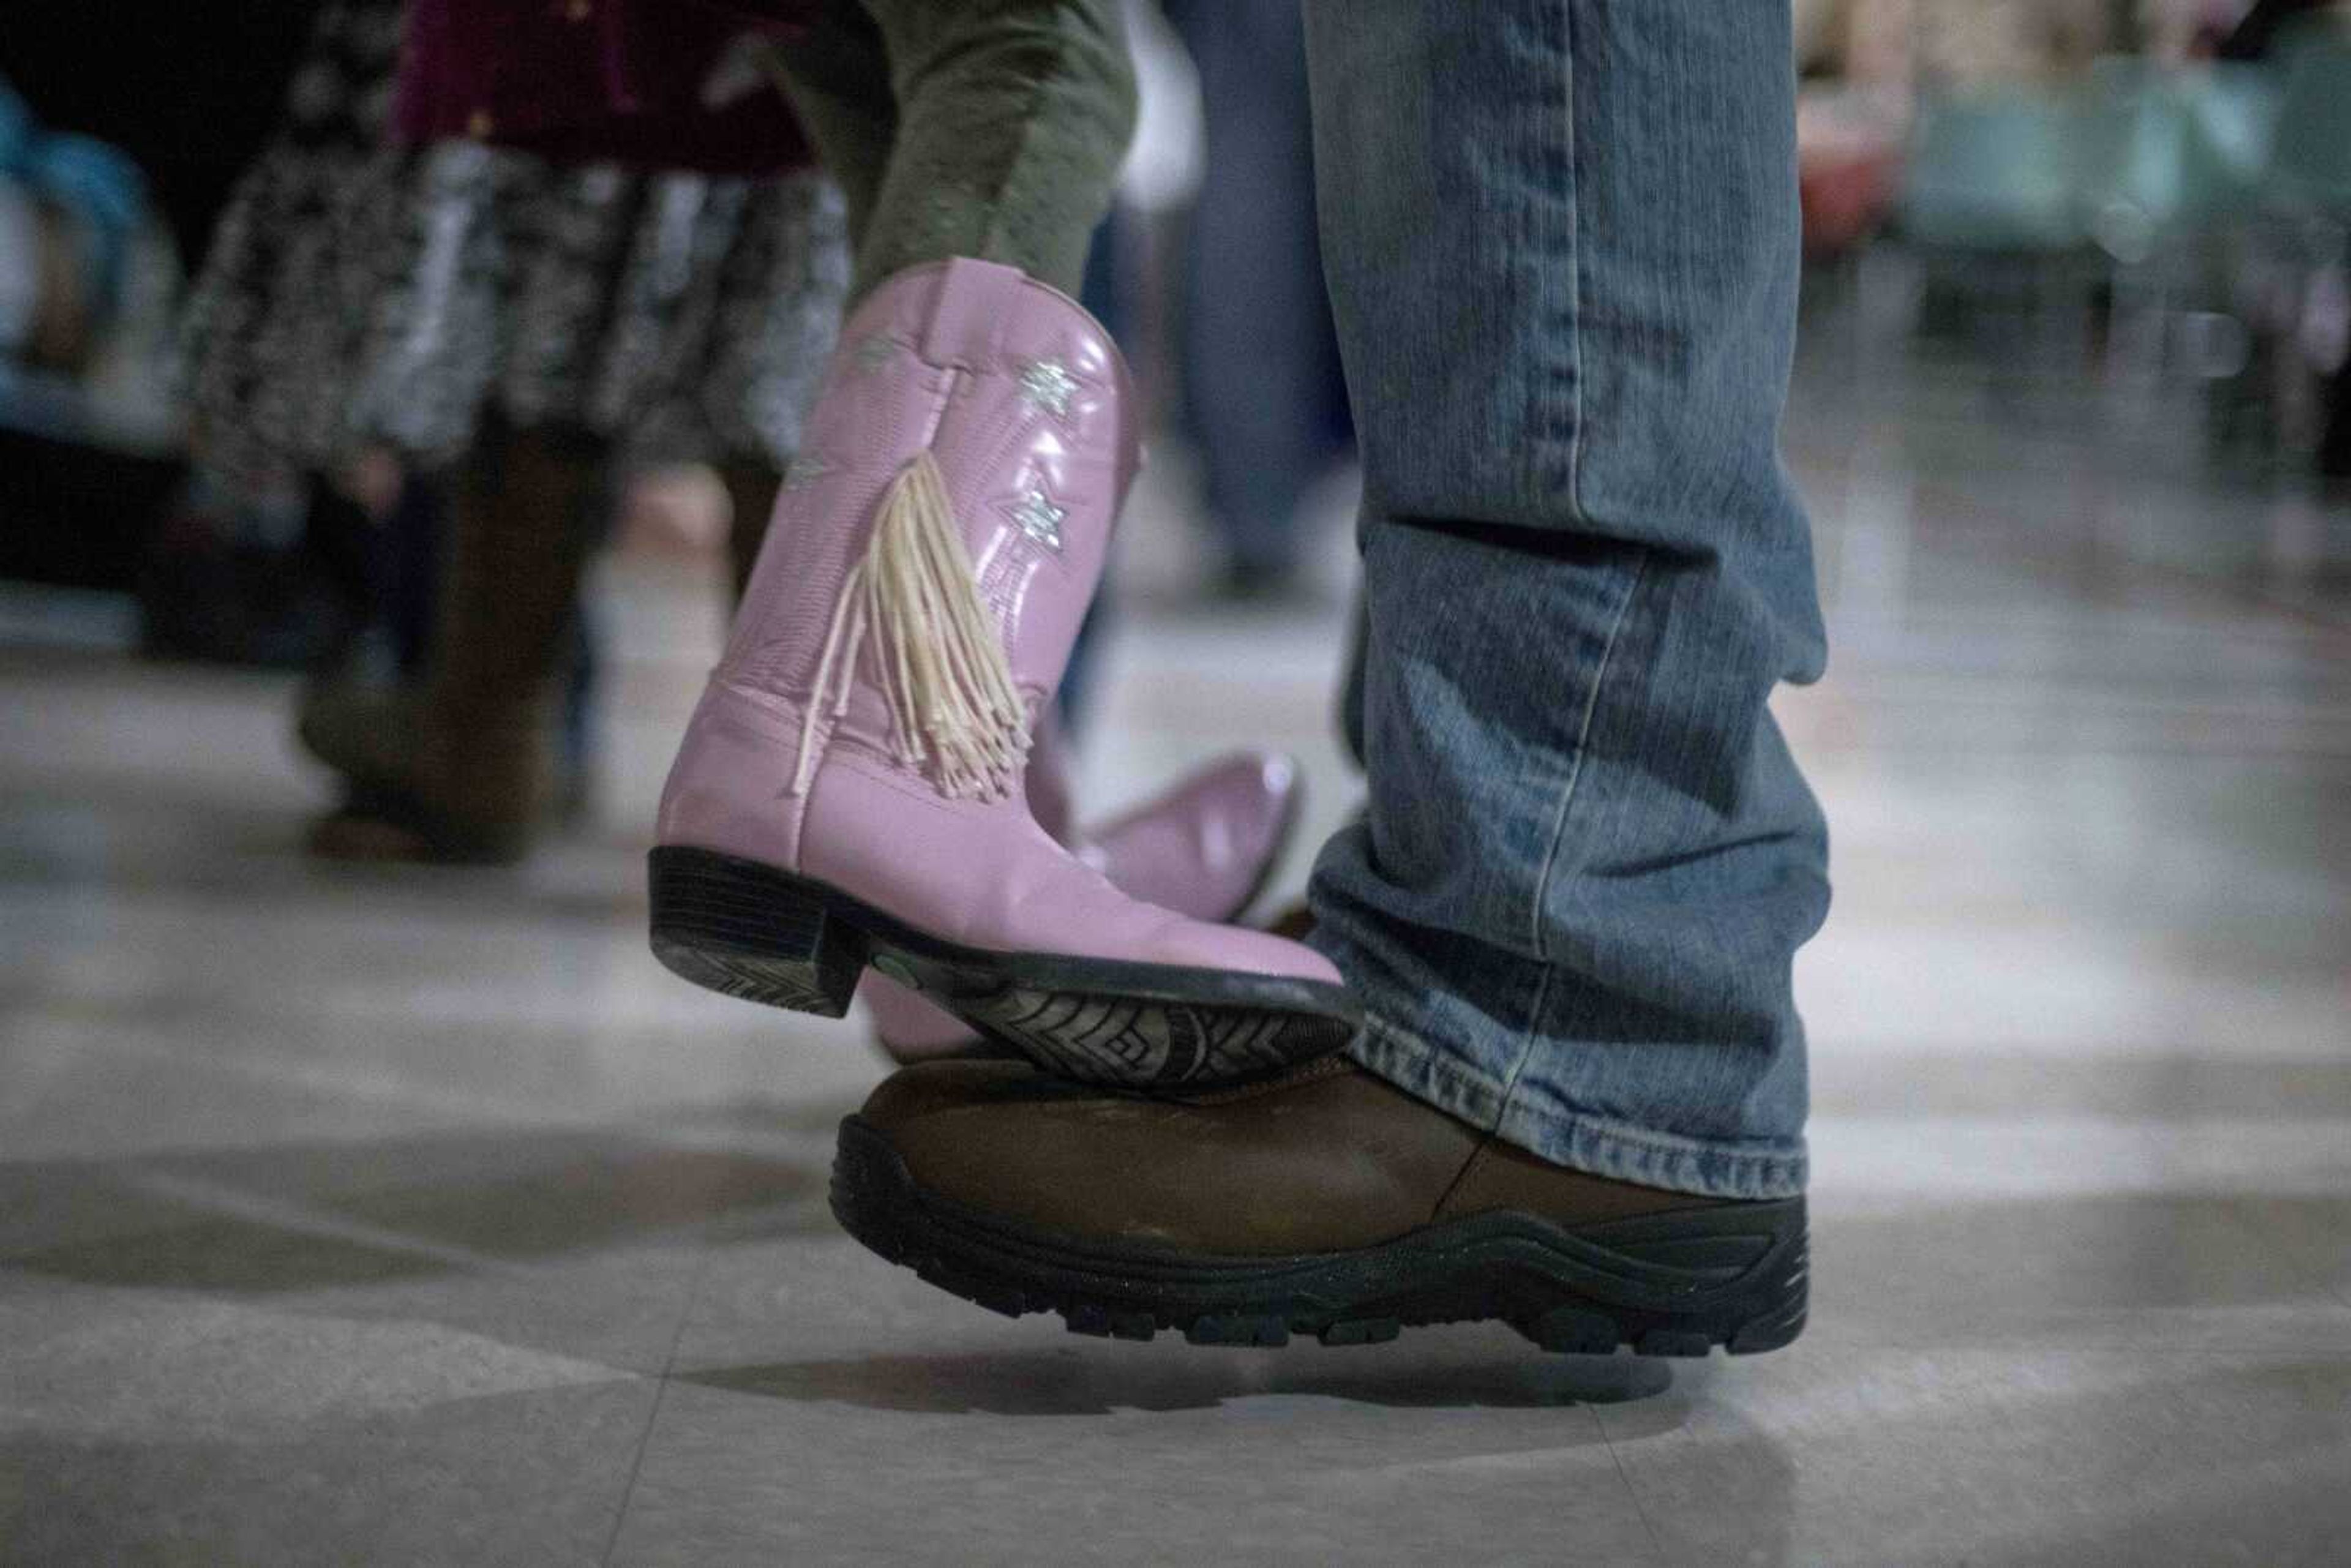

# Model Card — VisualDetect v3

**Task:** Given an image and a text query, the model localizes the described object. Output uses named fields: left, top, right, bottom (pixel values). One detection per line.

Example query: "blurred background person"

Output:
left=177, top=0, right=847, bottom=865
left=1158, top=0, right=1348, bottom=602
left=2209, top=0, right=2351, bottom=484
left=0, top=71, right=184, bottom=590
left=2215, top=0, right=2351, bottom=58
left=0, top=80, right=144, bottom=384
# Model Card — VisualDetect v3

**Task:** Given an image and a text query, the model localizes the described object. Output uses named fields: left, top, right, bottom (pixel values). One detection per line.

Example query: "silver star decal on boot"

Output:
left=850, top=333, right=899, bottom=373
left=1018, top=358, right=1080, bottom=418
left=1008, top=488, right=1067, bottom=552
left=784, top=455, right=831, bottom=492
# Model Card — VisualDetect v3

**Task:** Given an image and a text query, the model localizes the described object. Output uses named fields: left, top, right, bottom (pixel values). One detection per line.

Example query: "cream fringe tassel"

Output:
left=792, top=451, right=1030, bottom=799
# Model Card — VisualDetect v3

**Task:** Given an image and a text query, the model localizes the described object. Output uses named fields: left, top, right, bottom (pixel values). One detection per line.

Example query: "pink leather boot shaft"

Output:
left=655, top=259, right=1343, bottom=996
left=659, top=259, right=1131, bottom=876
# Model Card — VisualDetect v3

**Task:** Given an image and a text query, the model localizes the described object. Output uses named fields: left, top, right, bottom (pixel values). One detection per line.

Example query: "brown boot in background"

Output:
left=299, top=419, right=607, bottom=863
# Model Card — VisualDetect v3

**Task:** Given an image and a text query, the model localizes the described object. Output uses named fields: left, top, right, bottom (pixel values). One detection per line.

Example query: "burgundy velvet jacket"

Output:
left=395, top=0, right=818, bottom=176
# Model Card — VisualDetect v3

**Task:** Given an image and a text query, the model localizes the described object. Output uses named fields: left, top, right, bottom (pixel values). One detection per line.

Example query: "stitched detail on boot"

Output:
left=820, top=745, right=1002, bottom=819
left=1429, top=1137, right=1501, bottom=1224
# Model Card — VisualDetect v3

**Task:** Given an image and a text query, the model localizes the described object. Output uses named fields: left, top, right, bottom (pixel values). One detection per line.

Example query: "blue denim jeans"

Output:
left=1300, top=2, right=1830, bottom=1199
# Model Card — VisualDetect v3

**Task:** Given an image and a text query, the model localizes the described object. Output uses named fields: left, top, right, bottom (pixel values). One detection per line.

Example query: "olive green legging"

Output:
left=768, top=0, right=1138, bottom=302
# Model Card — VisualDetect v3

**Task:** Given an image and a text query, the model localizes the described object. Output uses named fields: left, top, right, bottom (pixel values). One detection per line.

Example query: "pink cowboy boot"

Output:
left=649, top=259, right=1355, bottom=1091
left=869, top=745, right=1303, bottom=1062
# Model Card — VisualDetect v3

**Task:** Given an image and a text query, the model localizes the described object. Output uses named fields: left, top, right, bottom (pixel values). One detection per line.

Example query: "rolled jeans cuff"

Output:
left=1341, top=1000, right=1811, bottom=1202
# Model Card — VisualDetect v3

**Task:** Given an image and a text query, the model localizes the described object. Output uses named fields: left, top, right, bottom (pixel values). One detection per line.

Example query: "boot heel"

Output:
left=648, top=846, right=870, bottom=1018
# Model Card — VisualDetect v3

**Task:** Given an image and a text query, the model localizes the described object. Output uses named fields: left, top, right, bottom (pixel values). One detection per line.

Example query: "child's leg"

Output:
left=773, top=0, right=1136, bottom=301
left=762, top=2, right=896, bottom=260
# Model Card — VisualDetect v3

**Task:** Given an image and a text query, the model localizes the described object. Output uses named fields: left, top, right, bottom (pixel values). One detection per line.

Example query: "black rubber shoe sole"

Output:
left=830, top=1117, right=1810, bottom=1357
left=648, top=846, right=1360, bottom=1092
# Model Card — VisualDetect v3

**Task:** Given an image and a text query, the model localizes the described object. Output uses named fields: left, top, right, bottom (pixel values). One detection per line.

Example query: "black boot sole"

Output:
left=648, top=846, right=1360, bottom=1092
left=829, top=1116, right=1809, bottom=1357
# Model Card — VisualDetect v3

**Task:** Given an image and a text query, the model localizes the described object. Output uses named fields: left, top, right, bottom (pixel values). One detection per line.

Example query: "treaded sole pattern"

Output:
left=648, top=846, right=1360, bottom=1092
left=830, top=1116, right=1810, bottom=1359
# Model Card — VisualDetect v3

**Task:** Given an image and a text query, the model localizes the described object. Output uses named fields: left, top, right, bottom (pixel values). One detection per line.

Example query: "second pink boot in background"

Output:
left=871, top=748, right=1304, bottom=1061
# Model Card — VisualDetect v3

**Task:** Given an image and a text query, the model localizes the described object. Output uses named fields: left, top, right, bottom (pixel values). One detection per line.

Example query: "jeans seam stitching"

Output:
left=1497, top=542, right=1645, bottom=1133
left=1359, top=1012, right=1509, bottom=1100
left=1562, top=0, right=1588, bottom=529
left=1365, top=1008, right=1810, bottom=1170
left=1488, top=962, right=1554, bottom=1136
left=1524, top=548, right=1646, bottom=966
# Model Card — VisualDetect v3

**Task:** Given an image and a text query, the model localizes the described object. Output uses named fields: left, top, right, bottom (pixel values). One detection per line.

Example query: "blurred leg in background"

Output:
left=1161, top=0, right=1349, bottom=601
left=2325, top=356, right=2351, bottom=486
left=298, top=418, right=610, bottom=861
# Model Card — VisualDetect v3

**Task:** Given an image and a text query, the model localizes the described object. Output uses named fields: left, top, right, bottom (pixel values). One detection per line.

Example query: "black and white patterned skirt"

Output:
left=176, top=1, right=849, bottom=484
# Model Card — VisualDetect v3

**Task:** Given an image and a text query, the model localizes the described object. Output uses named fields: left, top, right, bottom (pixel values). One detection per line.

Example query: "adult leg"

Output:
left=1305, top=1, right=1829, bottom=1198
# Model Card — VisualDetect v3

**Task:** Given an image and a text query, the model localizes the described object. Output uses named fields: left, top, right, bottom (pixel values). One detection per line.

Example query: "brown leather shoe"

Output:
left=831, top=1056, right=1809, bottom=1356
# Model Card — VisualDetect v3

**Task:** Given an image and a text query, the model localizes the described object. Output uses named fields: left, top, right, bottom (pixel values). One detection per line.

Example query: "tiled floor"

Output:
left=4, top=322, right=2350, bottom=1564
